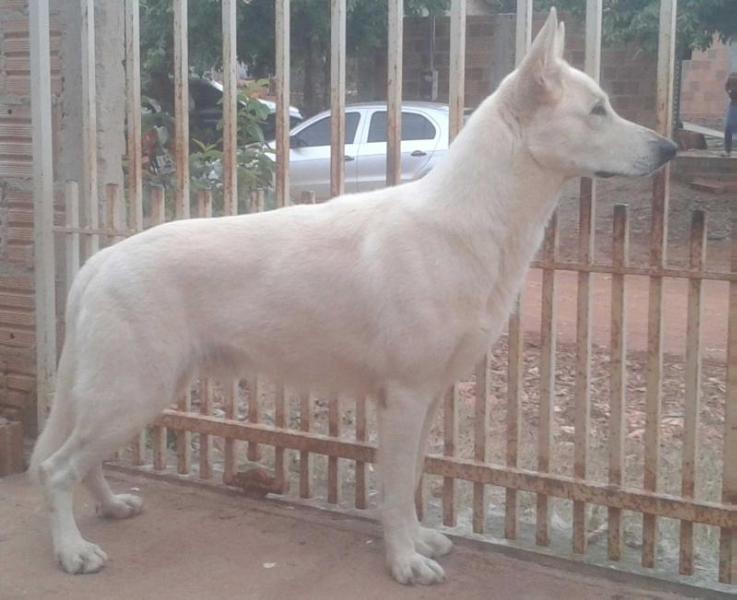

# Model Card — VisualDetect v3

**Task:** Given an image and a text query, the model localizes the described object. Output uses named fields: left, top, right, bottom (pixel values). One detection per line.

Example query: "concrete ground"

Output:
left=0, top=471, right=715, bottom=600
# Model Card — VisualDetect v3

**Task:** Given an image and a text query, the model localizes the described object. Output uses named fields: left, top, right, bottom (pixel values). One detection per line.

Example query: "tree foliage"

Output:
left=533, top=0, right=737, bottom=55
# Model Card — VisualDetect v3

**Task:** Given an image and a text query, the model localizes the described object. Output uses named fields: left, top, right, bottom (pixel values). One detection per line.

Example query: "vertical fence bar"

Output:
left=64, top=182, right=80, bottom=296
left=608, top=204, right=629, bottom=561
left=679, top=210, right=706, bottom=575
left=81, top=0, right=98, bottom=260
left=355, top=397, right=368, bottom=509
left=105, top=184, right=125, bottom=243
left=328, top=395, right=341, bottom=504
left=125, top=0, right=143, bottom=232
left=514, top=0, right=532, bottom=68
left=642, top=0, right=677, bottom=569
left=150, top=186, right=167, bottom=471
left=274, top=385, right=287, bottom=493
left=222, top=0, right=237, bottom=215
left=720, top=208, right=737, bottom=584
left=505, top=298, right=522, bottom=540
left=448, top=0, right=466, bottom=141
left=330, top=0, right=346, bottom=198
left=197, top=190, right=213, bottom=479
left=173, top=0, right=192, bottom=476
left=573, top=0, right=602, bottom=555
left=107, top=184, right=125, bottom=463
left=30, top=0, right=56, bottom=432
left=537, top=212, right=558, bottom=547
left=442, top=385, right=458, bottom=526
left=246, top=377, right=262, bottom=461
left=386, top=0, right=403, bottom=186
left=299, top=392, right=312, bottom=498
left=174, top=0, right=190, bottom=218
left=440, top=0, right=466, bottom=531
left=275, top=0, right=290, bottom=208
left=473, top=354, right=489, bottom=533
left=125, top=0, right=144, bottom=462
left=505, top=0, right=532, bottom=540
left=223, top=380, right=238, bottom=483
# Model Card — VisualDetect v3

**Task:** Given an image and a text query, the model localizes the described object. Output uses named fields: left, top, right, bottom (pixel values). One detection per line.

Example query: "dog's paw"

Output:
left=55, top=540, right=108, bottom=574
left=415, top=527, right=453, bottom=558
left=388, top=552, right=445, bottom=585
left=97, top=493, right=143, bottom=519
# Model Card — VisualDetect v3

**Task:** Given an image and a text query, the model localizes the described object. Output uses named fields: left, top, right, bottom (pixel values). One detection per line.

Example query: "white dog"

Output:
left=30, top=9, right=676, bottom=585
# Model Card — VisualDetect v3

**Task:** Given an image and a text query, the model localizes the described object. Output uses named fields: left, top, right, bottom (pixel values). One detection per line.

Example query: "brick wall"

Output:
left=680, top=40, right=734, bottom=130
left=0, top=1, right=62, bottom=435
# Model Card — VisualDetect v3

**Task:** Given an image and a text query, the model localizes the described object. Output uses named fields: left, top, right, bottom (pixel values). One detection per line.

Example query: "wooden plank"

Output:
left=448, top=0, right=466, bottom=142
left=642, top=0, right=677, bottom=569
left=275, top=0, right=290, bottom=208
left=386, top=0, right=403, bottom=186
left=105, top=184, right=125, bottom=243
left=155, top=410, right=737, bottom=528
left=328, top=394, right=341, bottom=504
left=329, top=0, right=346, bottom=198
left=125, top=0, right=143, bottom=232
left=443, top=385, right=458, bottom=527
left=29, top=0, right=56, bottom=432
left=506, top=0, right=532, bottom=541
left=573, top=0, right=602, bottom=555
left=514, top=0, right=533, bottom=67
left=245, top=376, right=262, bottom=461
left=720, top=207, right=737, bottom=584
left=473, top=354, right=489, bottom=533
left=197, top=190, right=213, bottom=479
left=608, top=204, right=629, bottom=561
left=63, top=181, right=80, bottom=297
left=222, top=0, right=237, bottom=216
left=150, top=186, right=167, bottom=471
left=173, top=0, right=190, bottom=219
left=537, top=212, right=558, bottom=546
left=355, top=396, right=367, bottom=509
left=678, top=210, right=706, bottom=576
left=274, top=384, right=287, bottom=493
left=524, top=261, right=737, bottom=284
left=299, top=392, right=312, bottom=498
left=81, top=0, right=99, bottom=260
left=223, top=380, right=238, bottom=483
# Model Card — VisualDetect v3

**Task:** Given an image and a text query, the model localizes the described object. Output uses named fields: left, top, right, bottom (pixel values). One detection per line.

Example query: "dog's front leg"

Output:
left=378, top=386, right=445, bottom=585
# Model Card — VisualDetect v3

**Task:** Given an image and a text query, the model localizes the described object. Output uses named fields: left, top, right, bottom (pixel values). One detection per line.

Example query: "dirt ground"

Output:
left=0, top=471, right=717, bottom=600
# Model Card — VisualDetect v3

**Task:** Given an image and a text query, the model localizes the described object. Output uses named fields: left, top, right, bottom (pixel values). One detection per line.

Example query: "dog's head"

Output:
left=505, top=8, right=677, bottom=179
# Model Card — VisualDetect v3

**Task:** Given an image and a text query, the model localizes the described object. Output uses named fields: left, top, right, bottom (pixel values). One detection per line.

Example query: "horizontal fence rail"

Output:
left=35, top=0, right=737, bottom=591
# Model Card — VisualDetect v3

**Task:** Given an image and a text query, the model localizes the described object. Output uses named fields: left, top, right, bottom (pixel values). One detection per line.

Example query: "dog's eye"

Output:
left=590, top=103, right=607, bottom=117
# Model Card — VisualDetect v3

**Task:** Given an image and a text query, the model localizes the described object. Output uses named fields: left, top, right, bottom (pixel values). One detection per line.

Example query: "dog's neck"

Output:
left=422, top=93, right=567, bottom=278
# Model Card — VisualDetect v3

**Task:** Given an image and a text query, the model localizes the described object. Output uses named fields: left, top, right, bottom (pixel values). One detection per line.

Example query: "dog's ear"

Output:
left=511, top=8, right=563, bottom=116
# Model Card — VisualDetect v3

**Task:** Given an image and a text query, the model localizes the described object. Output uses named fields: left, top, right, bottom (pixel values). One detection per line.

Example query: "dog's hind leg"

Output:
left=83, top=464, right=143, bottom=520
left=412, top=393, right=453, bottom=560
left=378, top=385, right=445, bottom=585
left=39, top=433, right=111, bottom=574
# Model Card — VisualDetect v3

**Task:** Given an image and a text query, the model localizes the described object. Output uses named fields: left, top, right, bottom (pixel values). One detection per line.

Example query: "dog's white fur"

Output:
left=30, top=9, right=675, bottom=584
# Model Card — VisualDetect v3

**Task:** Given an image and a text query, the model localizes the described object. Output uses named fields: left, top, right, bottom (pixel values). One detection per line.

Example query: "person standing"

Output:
left=725, top=72, right=737, bottom=157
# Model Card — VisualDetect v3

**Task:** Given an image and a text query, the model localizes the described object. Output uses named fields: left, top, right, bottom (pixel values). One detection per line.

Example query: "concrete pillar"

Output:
left=59, top=0, right=125, bottom=198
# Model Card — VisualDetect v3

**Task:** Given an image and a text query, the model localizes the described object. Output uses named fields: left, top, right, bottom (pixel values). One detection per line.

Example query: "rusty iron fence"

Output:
left=29, top=0, right=737, bottom=589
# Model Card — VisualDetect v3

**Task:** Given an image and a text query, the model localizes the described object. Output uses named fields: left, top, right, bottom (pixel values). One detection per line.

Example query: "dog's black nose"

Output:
left=658, top=139, right=678, bottom=163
